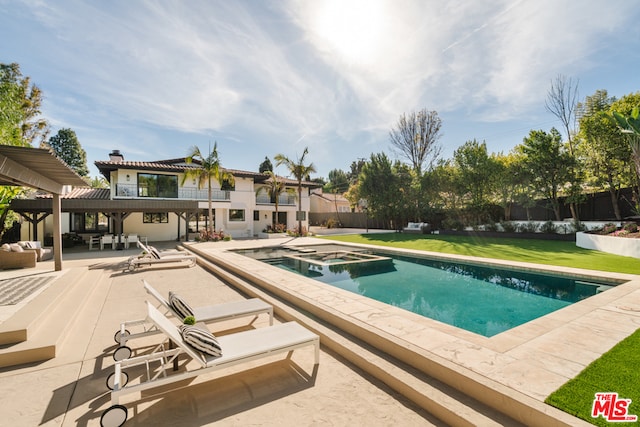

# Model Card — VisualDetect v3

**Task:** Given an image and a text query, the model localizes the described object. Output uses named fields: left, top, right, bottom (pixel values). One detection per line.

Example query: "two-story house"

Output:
left=11, top=150, right=319, bottom=244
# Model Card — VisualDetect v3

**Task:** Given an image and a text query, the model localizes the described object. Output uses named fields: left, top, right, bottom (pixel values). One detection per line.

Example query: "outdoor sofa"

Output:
left=16, top=241, right=53, bottom=261
left=403, top=222, right=430, bottom=234
left=0, top=243, right=37, bottom=269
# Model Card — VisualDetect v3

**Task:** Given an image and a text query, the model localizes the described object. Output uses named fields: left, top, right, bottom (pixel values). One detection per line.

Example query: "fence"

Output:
left=311, top=187, right=638, bottom=231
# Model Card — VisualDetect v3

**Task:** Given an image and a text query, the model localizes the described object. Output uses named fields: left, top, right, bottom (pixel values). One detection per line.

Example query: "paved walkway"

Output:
left=0, top=241, right=438, bottom=427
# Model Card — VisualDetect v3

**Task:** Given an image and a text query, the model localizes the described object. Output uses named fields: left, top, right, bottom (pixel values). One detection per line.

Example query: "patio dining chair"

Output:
left=125, top=234, right=138, bottom=249
left=100, top=234, right=116, bottom=250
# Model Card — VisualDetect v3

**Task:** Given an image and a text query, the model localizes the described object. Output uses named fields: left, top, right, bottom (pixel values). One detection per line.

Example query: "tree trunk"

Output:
left=607, top=184, right=622, bottom=221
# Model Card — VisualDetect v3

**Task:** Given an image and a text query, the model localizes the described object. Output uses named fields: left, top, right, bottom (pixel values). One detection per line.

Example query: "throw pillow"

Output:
left=179, top=325, right=222, bottom=357
left=9, top=243, right=23, bottom=252
left=168, top=291, right=195, bottom=319
left=0, top=243, right=10, bottom=252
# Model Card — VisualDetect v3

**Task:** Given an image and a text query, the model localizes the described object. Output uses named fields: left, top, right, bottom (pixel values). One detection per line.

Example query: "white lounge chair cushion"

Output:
left=168, top=292, right=195, bottom=320
left=179, top=325, right=222, bottom=357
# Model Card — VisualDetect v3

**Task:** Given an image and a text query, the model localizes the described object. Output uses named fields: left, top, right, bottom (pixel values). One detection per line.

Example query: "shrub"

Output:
left=326, top=218, right=338, bottom=229
left=287, top=225, right=310, bottom=237
left=198, top=229, right=226, bottom=241
left=602, top=223, right=617, bottom=235
left=540, top=220, right=558, bottom=234
left=518, top=222, right=539, bottom=233
left=623, top=222, right=638, bottom=233
left=443, top=217, right=465, bottom=231
left=572, top=219, right=587, bottom=232
left=500, top=221, right=517, bottom=233
left=484, top=221, right=499, bottom=232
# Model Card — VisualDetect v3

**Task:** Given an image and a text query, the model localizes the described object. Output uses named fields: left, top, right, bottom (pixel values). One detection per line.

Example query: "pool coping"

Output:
left=185, top=238, right=640, bottom=423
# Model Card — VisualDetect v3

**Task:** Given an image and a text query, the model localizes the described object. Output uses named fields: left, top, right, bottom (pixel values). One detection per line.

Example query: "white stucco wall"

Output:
left=576, top=231, right=640, bottom=258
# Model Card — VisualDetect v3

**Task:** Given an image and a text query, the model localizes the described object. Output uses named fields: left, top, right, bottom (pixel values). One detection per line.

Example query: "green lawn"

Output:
left=320, top=232, right=640, bottom=425
left=319, top=232, right=640, bottom=275
left=545, top=329, right=640, bottom=426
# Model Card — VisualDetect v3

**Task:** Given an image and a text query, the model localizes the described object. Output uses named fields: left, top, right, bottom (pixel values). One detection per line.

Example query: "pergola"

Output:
left=0, top=145, right=88, bottom=271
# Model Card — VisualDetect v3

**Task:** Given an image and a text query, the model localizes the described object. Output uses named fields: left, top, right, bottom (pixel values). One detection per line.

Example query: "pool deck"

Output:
left=0, top=233, right=638, bottom=425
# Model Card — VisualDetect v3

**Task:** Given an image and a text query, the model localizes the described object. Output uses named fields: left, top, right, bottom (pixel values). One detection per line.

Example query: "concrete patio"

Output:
left=0, top=241, right=437, bottom=426
left=0, top=234, right=639, bottom=426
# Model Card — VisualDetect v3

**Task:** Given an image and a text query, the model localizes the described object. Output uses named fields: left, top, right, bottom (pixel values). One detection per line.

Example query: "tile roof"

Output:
left=94, top=158, right=321, bottom=187
left=33, top=187, right=110, bottom=199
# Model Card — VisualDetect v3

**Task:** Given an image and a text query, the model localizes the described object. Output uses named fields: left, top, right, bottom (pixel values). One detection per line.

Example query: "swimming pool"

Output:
left=235, top=244, right=615, bottom=337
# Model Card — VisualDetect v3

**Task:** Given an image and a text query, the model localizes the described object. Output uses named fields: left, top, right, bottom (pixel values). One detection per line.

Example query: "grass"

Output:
left=318, top=232, right=640, bottom=275
left=320, top=231, right=640, bottom=425
left=545, top=329, right=640, bottom=425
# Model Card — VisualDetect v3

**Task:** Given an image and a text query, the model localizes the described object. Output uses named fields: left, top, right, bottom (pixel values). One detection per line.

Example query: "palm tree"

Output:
left=256, top=170, right=295, bottom=230
left=274, top=147, right=316, bottom=235
left=182, top=142, right=234, bottom=235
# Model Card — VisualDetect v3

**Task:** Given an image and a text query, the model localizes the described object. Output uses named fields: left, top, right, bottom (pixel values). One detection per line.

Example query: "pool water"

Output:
left=236, top=245, right=613, bottom=337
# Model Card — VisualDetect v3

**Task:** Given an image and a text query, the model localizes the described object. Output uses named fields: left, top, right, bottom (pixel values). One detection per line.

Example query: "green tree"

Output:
left=578, top=90, right=629, bottom=220
left=491, top=152, right=523, bottom=221
left=357, top=153, right=412, bottom=230
left=0, top=63, right=49, bottom=237
left=256, top=171, right=294, bottom=230
left=90, top=176, right=109, bottom=189
left=182, top=142, right=234, bottom=234
left=258, top=156, right=273, bottom=173
left=274, top=147, right=316, bottom=235
left=517, top=128, right=574, bottom=221
left=348, top=159, right=366, bottom=184
left=423, top=159, right=462, bottom=214
left=0, top=63, right=49, bottom=146
left=46, top=128, right=89, bottom=177
left=611, top=92, right=640, bottom=212
left=324, top=169, right=349, bottom=194
left=0, top=186, right=23, bottom=241
left=452, top=139, right=497, bottom=222
left=389, top=108, right=442, bottom=174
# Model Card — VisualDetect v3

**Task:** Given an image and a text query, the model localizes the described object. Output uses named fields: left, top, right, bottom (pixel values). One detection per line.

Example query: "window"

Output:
left=143, top=213, right=169, bottom=223
left=138, top=173, right=178, bottom=198
left=229, top=209, right=245, bottom=221
left=253, top=211, right=260, bottom=221
left=71, top=213, right=109, bottom=233
left=296, top=211, right=306, bottom=221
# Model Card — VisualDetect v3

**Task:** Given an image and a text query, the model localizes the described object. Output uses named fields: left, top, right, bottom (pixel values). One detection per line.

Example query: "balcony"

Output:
left=256, top=194, right=296, bottom=206
left=115, top=184, right=230, bottom=201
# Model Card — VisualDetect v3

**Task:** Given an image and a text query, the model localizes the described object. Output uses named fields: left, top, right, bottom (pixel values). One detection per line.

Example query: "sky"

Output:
left=2, top=0, right=640, bottom=180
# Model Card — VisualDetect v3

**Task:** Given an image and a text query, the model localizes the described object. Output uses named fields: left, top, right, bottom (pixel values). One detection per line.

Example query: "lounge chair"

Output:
left=100, top=301, right=319, bottom=427
left=112, top=279, right=273, bottom=360
left=124, top=241, right=196, bottom=272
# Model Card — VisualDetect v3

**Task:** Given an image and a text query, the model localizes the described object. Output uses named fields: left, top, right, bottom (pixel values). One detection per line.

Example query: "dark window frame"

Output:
left=137, top=173, right=178, bottom=198
left=143, top=212, right=169, bottom=223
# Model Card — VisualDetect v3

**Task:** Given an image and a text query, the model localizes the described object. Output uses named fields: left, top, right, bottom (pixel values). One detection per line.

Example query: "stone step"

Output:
left=0, top=268, right=103, bottom=368
left=0, top=268, right=88, bottom=345
left=192, top=246, right=589, bottom=427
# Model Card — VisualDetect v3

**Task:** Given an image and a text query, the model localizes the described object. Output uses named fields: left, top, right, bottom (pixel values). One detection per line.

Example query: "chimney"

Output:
left=109, top=150, right=124, bottom=162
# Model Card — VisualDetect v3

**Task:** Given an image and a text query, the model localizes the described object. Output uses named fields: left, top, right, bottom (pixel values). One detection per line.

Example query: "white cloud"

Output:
left=4, top=0, right=639, bottom=176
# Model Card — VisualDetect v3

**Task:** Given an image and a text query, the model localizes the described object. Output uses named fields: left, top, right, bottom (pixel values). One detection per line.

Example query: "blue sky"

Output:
left=2, top=0, right=640, bottom=180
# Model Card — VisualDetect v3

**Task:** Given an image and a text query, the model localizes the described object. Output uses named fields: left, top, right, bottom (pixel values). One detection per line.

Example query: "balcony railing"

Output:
left=115, top=184, right=230, bottom=201
left=255, top=194, right=297, bottom=205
